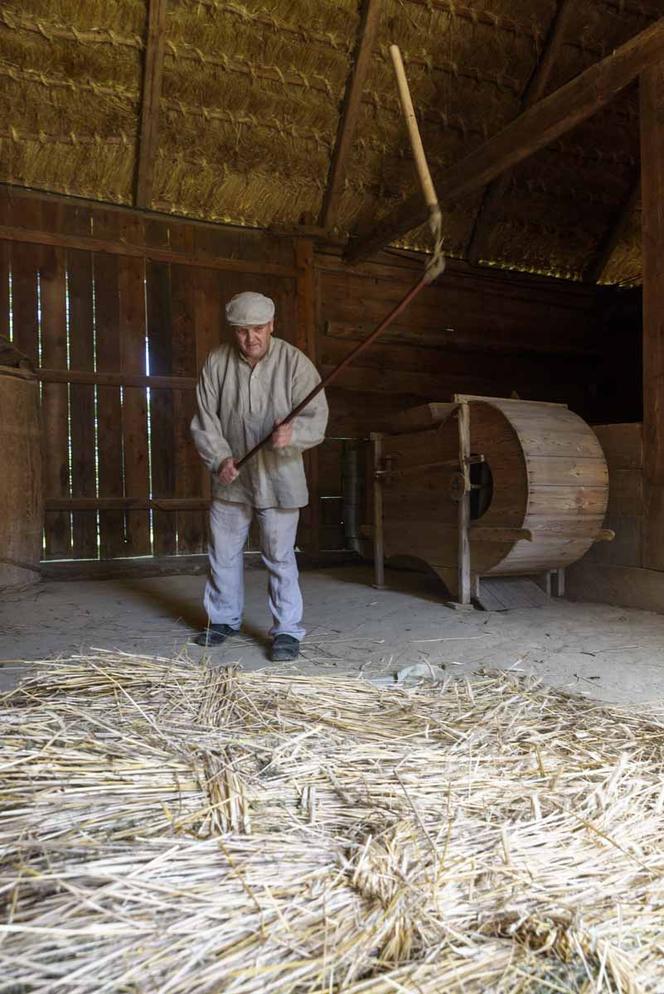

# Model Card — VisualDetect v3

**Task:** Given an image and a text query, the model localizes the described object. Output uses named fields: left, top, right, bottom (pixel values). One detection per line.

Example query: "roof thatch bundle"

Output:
left=0, top=2, right=656, bottom=280
left=2, top=653, right=663, bottom=992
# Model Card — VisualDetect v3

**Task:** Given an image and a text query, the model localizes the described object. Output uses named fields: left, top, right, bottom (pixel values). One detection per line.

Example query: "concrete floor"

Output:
left=2, top=563, right=664, bottom=703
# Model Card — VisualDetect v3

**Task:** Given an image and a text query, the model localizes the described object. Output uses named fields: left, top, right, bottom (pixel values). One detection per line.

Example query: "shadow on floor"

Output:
left=313, top=562, right=451, bottom=606
left=112, top=578, right=268, bottom=647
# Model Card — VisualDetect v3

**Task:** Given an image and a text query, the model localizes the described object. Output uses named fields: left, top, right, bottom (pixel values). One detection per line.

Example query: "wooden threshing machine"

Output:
left=368, top=395, right=614, bottom=609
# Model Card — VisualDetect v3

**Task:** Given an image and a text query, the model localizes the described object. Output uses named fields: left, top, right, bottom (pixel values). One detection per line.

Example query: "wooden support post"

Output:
left=135, top=0, right=168, bottom=207
left=295, top=238, right=320, bottom=553
left=457, top=402, right=472, bottom=606
left=551, top=568, right=566, bottom=598
left=295, top=239, right=317, bottom=360
left=641, top=63, right=664, bottom=571
left=371, top=432, right=385, bottom=589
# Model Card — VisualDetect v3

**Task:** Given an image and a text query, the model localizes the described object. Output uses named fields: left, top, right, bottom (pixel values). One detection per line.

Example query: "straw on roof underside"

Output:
left=1, top=652, right=663, bottom=993
left=0, top=0, right=655, bottom=283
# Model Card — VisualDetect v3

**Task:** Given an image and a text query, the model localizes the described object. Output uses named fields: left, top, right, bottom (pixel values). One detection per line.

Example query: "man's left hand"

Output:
left=271, top=421, right=294, bottom=449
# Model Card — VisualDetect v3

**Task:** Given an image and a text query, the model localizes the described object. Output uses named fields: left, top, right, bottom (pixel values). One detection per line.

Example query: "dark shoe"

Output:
left=271, top=634, right=300, bottom=662
left=194, top=624, right=239, bottom=647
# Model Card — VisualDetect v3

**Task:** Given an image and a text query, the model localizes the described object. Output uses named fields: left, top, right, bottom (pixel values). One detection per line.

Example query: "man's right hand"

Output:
left=217, top=457, right=239, bottom=486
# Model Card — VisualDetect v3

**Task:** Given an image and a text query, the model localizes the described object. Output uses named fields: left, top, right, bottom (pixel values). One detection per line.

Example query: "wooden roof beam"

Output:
left=345, top=16, right=664, bottom=264
left=319, top=0, right=382, bottom=230
left=135, top=0, right=168, bottom=209
left=465, top=0, right=575, bottom=266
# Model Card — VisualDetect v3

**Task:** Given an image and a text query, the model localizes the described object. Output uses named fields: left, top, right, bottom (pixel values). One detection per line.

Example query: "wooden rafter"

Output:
left=465, top=0, right=575, bottom=266
left=345, top=17, right=664, bottom=264
left=583, top=176, right=641, bottom=284
left=319, top=0, right=382, bottom=230
left=135, top=0, right=168, bottom=208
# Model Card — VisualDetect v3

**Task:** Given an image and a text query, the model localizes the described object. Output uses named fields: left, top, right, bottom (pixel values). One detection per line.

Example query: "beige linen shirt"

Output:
left=190, top=337, right=328, bottom=508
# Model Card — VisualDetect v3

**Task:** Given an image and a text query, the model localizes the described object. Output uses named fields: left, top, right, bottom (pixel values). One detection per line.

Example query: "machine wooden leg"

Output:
left=371, top=432, right=385, bottom=590
left=552, top=568, right=566, bottom=598
left=446, top=402, right=475, bottom=610
left=457, top=402, right=472, bottom=606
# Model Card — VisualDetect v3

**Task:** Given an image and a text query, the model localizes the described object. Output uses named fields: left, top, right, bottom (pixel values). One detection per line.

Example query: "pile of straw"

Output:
left=2, top=652, right=663, bottom=992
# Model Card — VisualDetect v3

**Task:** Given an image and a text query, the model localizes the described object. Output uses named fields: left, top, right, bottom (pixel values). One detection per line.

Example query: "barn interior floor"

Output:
left=1, top=562, right=663, bottom=704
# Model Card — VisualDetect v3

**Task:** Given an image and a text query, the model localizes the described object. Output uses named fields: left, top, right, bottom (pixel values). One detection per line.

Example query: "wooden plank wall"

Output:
left=584, top=423, right=644, bottom=568
left=0, top=188, right=299, bottom=562
left=313, top=249, right=607, bottom=554
left=1, top=186, right=634, bottom=565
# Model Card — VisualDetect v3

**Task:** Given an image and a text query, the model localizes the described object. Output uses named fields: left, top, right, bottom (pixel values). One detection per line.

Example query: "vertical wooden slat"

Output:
left=371, top=432, right=385, bottom=588
left=40, top=243, right=72, bottom=557
left=68, top=248, right=98, bottom=557
left=7, top=195, right=41, bottom=364
left=146, top=258, right=176, bottom=555
left=190, top=265, right=223, bottom=549
left=295, top=238, right=320, bottom=552
left=456, top=402, right=472, bottom=605
left=10, top=244, right=40, bottom=365
left=170, top=227, right=203, bottom=553
left=118, top=216, right=150, bottom=556
left=93, top=210, right=126, bottom=558
left=641, top=63, right=664, bottom=570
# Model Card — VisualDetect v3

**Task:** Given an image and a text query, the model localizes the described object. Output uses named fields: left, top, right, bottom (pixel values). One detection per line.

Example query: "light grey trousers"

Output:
left=203, top=499, right=305, bottom=641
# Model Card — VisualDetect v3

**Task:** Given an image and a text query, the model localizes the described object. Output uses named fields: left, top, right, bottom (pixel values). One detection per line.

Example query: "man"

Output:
left=190, top=290, right=328, bottom=661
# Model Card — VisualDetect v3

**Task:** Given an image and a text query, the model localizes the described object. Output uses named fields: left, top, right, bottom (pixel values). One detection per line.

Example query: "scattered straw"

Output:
left=1, top=652, right=663, bottom=992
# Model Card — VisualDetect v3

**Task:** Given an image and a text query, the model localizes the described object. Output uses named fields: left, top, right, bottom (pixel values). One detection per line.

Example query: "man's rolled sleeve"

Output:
left=287, top=354, right=329, bottom=453
left=190, top=356, right=233, bottom=472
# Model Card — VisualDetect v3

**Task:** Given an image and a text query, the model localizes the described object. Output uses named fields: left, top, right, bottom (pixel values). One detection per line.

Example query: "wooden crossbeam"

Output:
left=135, top=0, right=168, bottom=208
left=0, top=224, right=298, bottom=277
left=36, top=369, right=197, bottom=390
left=582, top=176, right=641, bottom=284
left=45, top=498, right=209, bottom=512
left=345, top=17, right=664, bottom=264
left=319, top=0, right=382, bottom=229
left=466, top=0, right=575, bottom=266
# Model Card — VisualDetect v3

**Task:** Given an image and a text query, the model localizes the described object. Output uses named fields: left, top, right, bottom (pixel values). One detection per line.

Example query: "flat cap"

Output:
left=225, top=291, right=275, bottom=327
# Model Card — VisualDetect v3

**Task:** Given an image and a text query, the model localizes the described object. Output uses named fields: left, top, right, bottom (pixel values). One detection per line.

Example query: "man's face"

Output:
left=233, top=321, right=273, bottom=363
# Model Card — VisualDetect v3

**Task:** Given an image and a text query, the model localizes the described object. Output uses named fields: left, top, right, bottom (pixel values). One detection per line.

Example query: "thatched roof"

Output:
left=0, top=0, right=657, bottom=284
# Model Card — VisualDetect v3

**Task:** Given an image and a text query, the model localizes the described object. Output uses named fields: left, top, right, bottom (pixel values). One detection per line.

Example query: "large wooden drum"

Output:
left=0, top=367, right=42, bottom=591
left=376, top=396, right=609, bottom=599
